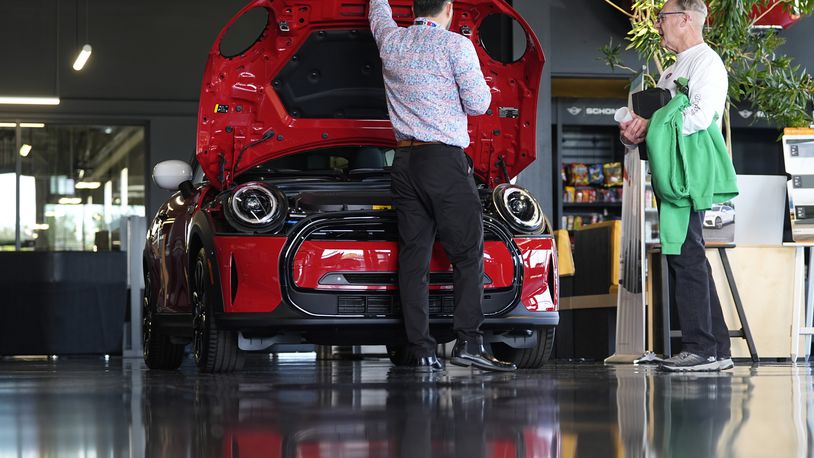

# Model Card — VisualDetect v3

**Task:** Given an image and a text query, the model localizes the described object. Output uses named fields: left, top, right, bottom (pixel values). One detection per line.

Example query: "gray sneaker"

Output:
left=717, top=356, right=734, bottom=370
left=660, top=351, right=719, bottom=372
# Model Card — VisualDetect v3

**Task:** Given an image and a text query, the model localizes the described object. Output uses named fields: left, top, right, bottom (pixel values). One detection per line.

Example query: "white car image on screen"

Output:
left=704, top=204, right=735, bottom=229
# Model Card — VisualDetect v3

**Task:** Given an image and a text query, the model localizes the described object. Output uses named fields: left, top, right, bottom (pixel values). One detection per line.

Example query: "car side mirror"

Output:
left=153, top=160, right=193, bottom=191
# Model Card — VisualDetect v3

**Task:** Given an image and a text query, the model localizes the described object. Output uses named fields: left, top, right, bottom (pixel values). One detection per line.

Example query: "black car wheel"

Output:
left=491, top=327, right=555, bottom=369
left=143, top=269, right=185, bottom=370
left=715, top=217, right=723, bottom=229
left=191, top=248, right=244, bottom=373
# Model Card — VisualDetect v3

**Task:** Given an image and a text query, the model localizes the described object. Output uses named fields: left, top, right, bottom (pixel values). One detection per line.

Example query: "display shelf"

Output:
left=563, top=202, right=622, bottom=209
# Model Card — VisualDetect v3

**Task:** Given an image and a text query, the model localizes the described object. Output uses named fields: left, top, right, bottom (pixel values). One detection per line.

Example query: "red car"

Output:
left=143, top=0, right=558, bottom=372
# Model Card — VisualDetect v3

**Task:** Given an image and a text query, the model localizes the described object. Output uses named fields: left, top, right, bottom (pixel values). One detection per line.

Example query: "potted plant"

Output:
left=600, top=0, right=814, bottom=150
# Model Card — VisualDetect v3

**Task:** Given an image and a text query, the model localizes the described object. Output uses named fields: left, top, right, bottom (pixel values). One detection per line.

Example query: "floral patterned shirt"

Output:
left=369, top=0, right=491, bottom=148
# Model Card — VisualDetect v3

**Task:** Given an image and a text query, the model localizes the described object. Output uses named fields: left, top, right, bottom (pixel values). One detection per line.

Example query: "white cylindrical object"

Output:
left=614, top=106, right=633, bottom=123
left=72, top=44, right=93, bottom=71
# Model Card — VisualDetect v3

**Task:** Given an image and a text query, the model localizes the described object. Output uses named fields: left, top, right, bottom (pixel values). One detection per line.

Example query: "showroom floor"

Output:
left=0, top=356, right=812, bottom=457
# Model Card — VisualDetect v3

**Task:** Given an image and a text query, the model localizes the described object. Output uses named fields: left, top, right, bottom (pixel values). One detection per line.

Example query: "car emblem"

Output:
left=567, top=107, right=582, bottom=116
left=738, top=110, right=753, bottom=119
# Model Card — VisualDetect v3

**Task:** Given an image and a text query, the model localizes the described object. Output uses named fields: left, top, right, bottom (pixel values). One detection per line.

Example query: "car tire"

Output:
left=491, top=327, right=555, bottom=369
left=386, top=345, right=411, bottom=366
left=143, top=269, right=185, bottom=370
left=715, top=217, right=722, bottom=229
left=191, top=248, right=245, bottom=373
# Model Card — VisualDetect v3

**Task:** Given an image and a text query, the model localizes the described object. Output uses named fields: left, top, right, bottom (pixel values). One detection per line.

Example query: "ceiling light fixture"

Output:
left=0, top=97, right=60, bottom=105
left=19, top=144, right=32, bottom=157
left=58, top=197, right=83, bottom=205
left=72, top=44, right=92, bottom=71
left=0, top=122, right=46, bottom=128
left=75, top=181, right=102, bottom=190
left=72, top=0, right=92, bottom=72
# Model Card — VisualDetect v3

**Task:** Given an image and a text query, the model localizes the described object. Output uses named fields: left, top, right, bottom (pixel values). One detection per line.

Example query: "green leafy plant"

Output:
left=601, top=0, right=814, bottom=148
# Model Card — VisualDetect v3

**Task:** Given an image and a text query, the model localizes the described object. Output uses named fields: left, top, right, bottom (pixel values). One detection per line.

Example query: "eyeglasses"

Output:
left=656, top=11, right=686, bottom=23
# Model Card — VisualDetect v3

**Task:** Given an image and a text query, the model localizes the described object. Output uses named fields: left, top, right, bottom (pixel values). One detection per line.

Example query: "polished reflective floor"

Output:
left=1, top=355, right=813, bottom=457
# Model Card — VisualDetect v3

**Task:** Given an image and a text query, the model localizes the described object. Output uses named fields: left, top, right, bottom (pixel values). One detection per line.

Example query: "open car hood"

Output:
left=197, top=0, right=544, bottom=189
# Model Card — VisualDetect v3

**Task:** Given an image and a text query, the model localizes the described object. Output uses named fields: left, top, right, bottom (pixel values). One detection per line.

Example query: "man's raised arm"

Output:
left=369, top=0, right=398, bottom=48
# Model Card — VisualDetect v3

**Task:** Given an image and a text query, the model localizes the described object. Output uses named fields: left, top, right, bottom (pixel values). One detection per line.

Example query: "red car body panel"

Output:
left=212, top=235, right=556, bottom=314
left=196, top=0, right=544, bottom=189
left=148, top=191, right=200, bottom=313
left=220, top=433, right=555, bottom=458
left=290, top=240, right=515, bottom=290
left=516, top=237, right=558, bottom=312
left=214, top=235, right=286, bottom=314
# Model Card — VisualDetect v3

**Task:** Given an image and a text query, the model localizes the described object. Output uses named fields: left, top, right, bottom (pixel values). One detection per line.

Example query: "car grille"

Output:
left=343, top=273, right=398, bottom=285
left=323, top=272, right=491, bottom=286
left=336, top=295, right=455, bottom=316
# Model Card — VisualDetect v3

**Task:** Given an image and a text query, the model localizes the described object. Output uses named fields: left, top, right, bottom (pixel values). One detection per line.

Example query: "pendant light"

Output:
left=72, top=0, right=92, bottom=71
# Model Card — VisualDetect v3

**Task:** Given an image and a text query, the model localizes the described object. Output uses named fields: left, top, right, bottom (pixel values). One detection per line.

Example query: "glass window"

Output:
left=0, top=123, right=146, bottom=251
left=0, top=127, right=18, bottom=251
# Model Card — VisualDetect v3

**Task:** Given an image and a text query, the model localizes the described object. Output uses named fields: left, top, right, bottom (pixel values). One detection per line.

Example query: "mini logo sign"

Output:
left=567, top=106, right=616, bottom=116
left=738, top=110, right=753, bottom=119
left=585, top=107, right=616, bottom=116
left=738, top=109, right=767, bottom=119
left=214, top=104, right=229, bottom=114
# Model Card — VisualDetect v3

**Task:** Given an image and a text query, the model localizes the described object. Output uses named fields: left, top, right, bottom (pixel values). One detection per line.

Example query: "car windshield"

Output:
left=241, top=146, right=395, bottom=179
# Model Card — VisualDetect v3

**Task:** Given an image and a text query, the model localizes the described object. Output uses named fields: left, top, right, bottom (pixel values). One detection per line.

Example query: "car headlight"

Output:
left=223, top=182, right=287, bottom=233
left=492, top=184, right=546, bottom=233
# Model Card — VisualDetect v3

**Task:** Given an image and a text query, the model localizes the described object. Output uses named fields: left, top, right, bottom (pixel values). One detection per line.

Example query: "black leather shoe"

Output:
left=449, top=336, right=517, bottom=372
left=408, top=354, right=445, bottom=373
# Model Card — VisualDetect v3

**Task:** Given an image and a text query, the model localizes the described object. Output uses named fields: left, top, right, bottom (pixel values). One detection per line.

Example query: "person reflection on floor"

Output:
left=654, top=373, right=733, bottom=456
left=387, top=369, right=488, bottom=458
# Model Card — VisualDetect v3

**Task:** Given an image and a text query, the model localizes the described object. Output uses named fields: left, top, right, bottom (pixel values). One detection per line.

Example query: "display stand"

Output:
left=122, top=216, right=146, bottom=359
left=605, top=75, right=647, bottom=364
left=782, top=128, right=814, bottom=361
left=605, top=142, right=647, bottom=364
left=659, top=244, right=759, bottom=362
left=784, top=243, right=814, bottom=362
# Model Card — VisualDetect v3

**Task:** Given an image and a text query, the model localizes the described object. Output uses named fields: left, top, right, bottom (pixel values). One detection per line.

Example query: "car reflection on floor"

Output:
left=4, top=356, right=814, bottom=457
left=141, top=356, right=560, bottom=457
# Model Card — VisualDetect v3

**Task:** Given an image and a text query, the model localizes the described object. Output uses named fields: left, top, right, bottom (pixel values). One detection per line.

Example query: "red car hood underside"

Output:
left=197, top=0, right=544, bottom=189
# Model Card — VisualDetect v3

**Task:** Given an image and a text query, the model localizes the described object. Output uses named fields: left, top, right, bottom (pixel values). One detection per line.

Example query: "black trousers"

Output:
left=666, top=210, right=731, bottom=359
left=391, top=144, right=484, bottom=357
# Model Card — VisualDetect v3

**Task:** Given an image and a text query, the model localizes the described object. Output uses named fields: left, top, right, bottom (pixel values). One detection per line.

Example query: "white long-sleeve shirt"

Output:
left=657, top=42, right=728, bottom=135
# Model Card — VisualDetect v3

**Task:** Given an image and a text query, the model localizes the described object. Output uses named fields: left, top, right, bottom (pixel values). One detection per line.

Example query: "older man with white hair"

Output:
left=621, top=0, right=734, bottom=372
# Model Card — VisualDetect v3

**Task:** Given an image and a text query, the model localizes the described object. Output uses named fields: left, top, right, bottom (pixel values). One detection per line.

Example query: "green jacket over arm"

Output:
left=645, top=80, right=739, bottom=255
